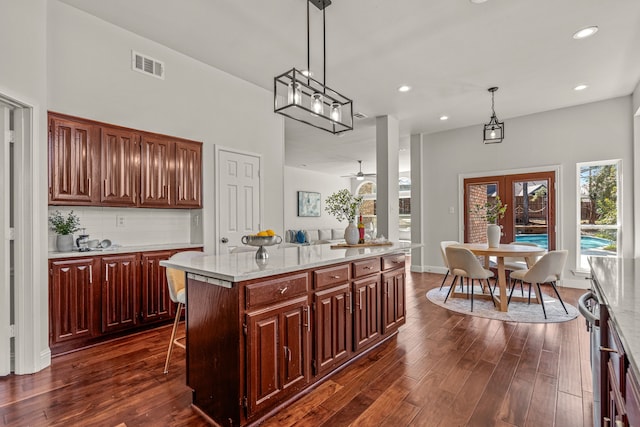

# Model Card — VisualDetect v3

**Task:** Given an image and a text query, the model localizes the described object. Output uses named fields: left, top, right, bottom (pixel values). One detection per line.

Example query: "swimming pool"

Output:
left=515, top=234, right=612, bottom=250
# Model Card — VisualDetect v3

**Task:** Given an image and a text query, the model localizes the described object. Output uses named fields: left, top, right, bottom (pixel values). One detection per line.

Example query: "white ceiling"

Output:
left=57, top=0, right=640, bottom=177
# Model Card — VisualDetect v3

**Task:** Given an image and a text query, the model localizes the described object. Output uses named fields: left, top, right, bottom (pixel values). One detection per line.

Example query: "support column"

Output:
left=375, top=116, right=399, bottom=242
left=410, top=133, right=424, bottom=271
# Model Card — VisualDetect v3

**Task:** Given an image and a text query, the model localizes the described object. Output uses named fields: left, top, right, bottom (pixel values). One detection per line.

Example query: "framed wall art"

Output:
left=297, top=191, right=321, bottom=217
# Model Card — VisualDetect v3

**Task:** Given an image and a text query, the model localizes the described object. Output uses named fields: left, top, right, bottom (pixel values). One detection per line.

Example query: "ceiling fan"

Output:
left=341, top=160, right=376, bottom=181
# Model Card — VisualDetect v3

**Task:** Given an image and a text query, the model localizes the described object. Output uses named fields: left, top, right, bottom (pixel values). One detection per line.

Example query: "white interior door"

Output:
left=217, top=148, right=261, bottom=253
left=0, top=103, right=11, bottom=375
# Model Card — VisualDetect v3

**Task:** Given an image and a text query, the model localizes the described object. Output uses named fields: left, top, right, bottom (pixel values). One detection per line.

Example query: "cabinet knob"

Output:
left=279, top=286, right=288, bottom=294
left=600, top=346, right=618, bottom=354
left=331, top=275, right=341, bottom=279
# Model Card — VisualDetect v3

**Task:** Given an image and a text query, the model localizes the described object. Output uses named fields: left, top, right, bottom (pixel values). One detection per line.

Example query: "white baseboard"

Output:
left=40, top=348, right=51, bottom=371
left=410, top=265, right=447, bottom=274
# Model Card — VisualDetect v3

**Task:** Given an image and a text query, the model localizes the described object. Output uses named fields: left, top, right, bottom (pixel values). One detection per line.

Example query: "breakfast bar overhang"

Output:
left=161, top=242, right=412, bottom=426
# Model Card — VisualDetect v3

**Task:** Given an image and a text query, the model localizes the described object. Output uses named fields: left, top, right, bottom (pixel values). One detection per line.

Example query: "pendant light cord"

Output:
left=323, top=5, right=326, bottom=91
left=306, top=0, right=310, bottom=84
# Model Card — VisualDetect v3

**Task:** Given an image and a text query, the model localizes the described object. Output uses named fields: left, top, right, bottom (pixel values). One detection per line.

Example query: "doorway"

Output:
left=464, top=171, right=556, bottom=250
left=216, top=147, right=262, bottom=254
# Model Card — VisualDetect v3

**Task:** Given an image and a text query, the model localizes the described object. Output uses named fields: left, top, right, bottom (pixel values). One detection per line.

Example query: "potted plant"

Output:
left=325, top=189, right=363, bottom=244
left=470, top=196, right=507, bottom=247
left=49, top=210, right=81, bottom=252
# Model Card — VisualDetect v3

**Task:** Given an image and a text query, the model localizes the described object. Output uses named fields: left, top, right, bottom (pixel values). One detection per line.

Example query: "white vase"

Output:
left=56, top=234, right=74, bottom=252
left=344, top=222, right=359, bottom=245
left=487, top=224, right=501, bottom=248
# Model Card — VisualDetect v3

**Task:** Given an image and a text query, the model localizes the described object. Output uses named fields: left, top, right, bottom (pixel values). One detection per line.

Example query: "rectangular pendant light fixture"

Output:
left=273, top=0, right=353, bottom=135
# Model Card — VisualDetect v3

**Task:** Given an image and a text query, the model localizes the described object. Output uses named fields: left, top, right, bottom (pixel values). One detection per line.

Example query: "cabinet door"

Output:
left=382, top=270, right=406, bottom=334
left=49, top=258, right=99, bottom=344
left=140, top=250, right=174, bottom=323
left=48, top=114, right=100, bottom=204
left=101, top=127, right=140, bottom=206
left=140, top=135, right=173, bottom=207
left=313, top=284, right=352, bottom=375
left=246, top=297, right=310, bottom=416
left=101, top=254, right=139, bottom=333
left=174, top=140, right=202, bottom=208
left=353, top=276, right=381, bottom=352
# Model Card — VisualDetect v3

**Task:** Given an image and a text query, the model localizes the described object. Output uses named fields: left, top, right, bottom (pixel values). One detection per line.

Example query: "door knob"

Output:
left=221, top=237, right=229, bottom=243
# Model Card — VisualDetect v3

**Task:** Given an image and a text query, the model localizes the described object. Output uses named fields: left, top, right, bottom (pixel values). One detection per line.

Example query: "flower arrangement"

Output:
left=325, top=189, right=363, bottom=223
left=470, top=196, right=507, bottom=224
left=48, top=210, right=81, bottom=235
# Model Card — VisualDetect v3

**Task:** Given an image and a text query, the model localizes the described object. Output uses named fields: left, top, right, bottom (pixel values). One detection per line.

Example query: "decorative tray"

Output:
left=330, top=242, right=393, bottom=249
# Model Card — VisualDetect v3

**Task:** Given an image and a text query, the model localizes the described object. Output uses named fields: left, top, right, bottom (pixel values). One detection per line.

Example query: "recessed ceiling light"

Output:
left=397, top=85, right=412, bottom=93
left=300, top=69, right=313, bottom=77
left=469, top=0, right=488, bottom=3
left=573, top=26, right=598, bottom=40
left=440, top=115, right=449, bottom=121
left=574, top=84, right=588, bottom=91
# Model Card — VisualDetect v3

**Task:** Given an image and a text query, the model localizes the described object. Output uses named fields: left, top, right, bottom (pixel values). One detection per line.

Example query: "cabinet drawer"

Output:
left=382, top=254, right=405, bottom=271
left=353, top=258, right=381, bottom=278
left=314, top=264, right=350, bottom=289
left=245, top=273, right=308, bottom=309
left=626, top=368, right=640, bottom=426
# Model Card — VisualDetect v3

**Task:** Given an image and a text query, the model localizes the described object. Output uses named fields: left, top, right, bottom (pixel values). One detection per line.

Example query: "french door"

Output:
left=464, top=171, right=556, bottom=250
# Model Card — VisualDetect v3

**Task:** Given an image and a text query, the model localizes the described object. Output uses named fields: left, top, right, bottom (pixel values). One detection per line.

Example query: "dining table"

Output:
left=450, top=243, right=546, bottom=312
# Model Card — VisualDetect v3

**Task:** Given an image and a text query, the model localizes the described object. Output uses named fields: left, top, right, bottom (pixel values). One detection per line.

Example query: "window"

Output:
left=577, top=160, right=621, bottom=270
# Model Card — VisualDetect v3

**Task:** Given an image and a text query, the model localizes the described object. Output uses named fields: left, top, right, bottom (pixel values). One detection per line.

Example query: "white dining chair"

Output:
left=508, top=250, right=568, bottom=319
left=444, top=246, right=496, bottom=312
left=439, top=241, right=459, bottom=290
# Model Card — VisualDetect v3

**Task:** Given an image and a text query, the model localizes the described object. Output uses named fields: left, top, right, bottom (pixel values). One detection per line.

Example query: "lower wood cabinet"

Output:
left=313, top=283, right=352, bottom=375
left=246, top=296, right=310, bottom=416
left=49, top=257, right=100, bottom=344
left=185, top=252, right=407, bottom=427
left=49, top=247, right=200, bottom=354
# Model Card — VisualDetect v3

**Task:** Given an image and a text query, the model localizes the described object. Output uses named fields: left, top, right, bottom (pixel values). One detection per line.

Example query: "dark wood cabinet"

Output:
left=313, top=284, right=352, bottom=375
left=48, top=115, right=100, bottom=205
left=100, top=127, right=140, bottom=206
left=246, top=296, right=310, bottom=416
left=174, top=140, right=202, bottom=208
left=101, top=254, right=139, bottom=333
left=49, top=247, right=201, bottom=354
left=49, top=257, right=100, bottom=344
left=48, top=112, right=202, bottom=209
left=382, top=268, right=406, bottom=334
left=140, top=135, right=173, bottom=207
left=353, top=275, right=381, bottom=351
left=140, top=250, right=175, bottom=322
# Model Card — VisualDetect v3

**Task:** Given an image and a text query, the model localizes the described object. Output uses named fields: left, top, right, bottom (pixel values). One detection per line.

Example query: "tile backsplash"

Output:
left=48, top=206, right=194, bottom=251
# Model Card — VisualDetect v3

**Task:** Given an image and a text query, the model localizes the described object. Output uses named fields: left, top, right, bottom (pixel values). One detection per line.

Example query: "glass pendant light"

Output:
left=330, top=102, right=342, bottom=122
left=483, top=87, right=505, bottom=144
left=311, top=92, right=324, bottom=114
left=288, top=81, right=302, bottom=105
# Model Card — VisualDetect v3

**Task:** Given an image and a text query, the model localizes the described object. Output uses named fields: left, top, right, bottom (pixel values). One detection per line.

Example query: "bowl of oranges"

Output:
left=241, top=229, right=282, bottom=247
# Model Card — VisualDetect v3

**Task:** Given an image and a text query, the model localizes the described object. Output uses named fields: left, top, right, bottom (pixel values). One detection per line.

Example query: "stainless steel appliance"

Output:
left=578, top=284, right=602, bottom=427
left=76, top=229, right=90, bottom=252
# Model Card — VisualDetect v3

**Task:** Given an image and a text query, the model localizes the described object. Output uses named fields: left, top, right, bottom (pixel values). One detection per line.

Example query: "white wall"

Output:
left=284, top=166, right=352, bottom=231
left=421, top=96, right=634, bottom=287
left=0, top=0, right=50, bottom=374
left=47, top=1, right=285, bottom=254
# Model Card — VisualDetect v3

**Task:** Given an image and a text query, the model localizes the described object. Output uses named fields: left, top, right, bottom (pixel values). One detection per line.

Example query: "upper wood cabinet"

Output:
left=101, top=126, right=140, bottom=206
left=48, top=115, right=100, bottom=205
left=48, top=112, right=202, bottom=209
left=140, top=135, right=173, bottom=207
left=174, top=141, right=202, bottom=208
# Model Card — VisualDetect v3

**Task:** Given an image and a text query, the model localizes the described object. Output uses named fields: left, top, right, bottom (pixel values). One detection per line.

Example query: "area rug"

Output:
left=426, top=286, right=579, bottom=323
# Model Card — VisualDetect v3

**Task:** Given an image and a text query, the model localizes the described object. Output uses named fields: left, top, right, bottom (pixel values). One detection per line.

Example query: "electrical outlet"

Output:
left=448, top=206, right=455, bottom=214
left=193, top=215, right=200, bottom=226
left=116, top=216, right=126, bottom=227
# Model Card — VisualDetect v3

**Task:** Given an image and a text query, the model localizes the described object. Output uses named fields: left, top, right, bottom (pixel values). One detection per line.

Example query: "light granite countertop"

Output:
left=589, top=257, right=640, bottom=376
left=160, top=242, right=413, bottom=283
left=48, top=243, right=204, bottom=259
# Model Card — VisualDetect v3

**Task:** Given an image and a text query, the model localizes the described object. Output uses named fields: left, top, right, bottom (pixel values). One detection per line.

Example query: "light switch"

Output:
left=116, top=216, right=126, bottom=227
left=448, top=206, right=455, bottom=214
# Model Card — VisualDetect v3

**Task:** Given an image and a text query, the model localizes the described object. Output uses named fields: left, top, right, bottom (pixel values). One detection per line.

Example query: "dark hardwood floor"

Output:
left=0, top=268, right=592, bottom=426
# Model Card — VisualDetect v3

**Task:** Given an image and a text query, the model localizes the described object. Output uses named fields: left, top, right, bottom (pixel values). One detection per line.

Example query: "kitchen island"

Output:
left=161, top=242, right=411, bottom=427
left=588, top=257, right=640, bottom=426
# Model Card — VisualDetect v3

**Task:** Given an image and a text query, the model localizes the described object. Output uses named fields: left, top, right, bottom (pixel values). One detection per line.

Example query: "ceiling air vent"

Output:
left=353, top=112, right=368, bottom=119
left=131, top=50, right=165, bottom=80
